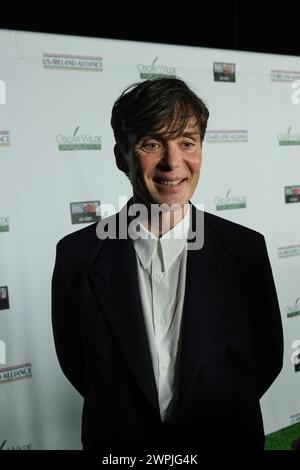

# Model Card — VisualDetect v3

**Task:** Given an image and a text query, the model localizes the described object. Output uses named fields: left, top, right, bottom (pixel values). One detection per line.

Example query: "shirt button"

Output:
left=155, top=272, right=163, bottom=280
left=158, top=318, right=166, bottom=325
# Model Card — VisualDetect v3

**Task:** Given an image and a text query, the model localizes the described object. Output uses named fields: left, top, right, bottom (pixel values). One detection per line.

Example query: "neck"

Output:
left=132, top=196, right=188, bottom=237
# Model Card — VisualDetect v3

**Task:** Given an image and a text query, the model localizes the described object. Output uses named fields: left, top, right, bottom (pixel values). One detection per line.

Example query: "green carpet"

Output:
left=265, top=422, right=300, bottom=450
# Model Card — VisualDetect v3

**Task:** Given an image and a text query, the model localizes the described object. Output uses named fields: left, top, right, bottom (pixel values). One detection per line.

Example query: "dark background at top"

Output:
left=1, top=2, right=300, bottom=57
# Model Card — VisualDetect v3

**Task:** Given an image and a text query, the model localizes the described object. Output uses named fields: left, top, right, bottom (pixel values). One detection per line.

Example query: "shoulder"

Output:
left=55, top=210, right=120, bottom=264
left=204, top=210, right=262, bottom=237
left=56, top=221, right=102, bottom=262
left=199, top=211, right=271, bottom=274
left=57, top=221, right=98, bottom=247
left=202, top=210, right=266, bottom=250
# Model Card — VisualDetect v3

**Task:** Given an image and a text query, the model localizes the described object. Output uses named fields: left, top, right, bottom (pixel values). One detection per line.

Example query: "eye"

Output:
left=138, top=140, right=162, bottom=153
left=181, top=141, right=196, bottom=150
left=144, top=143, right=160, bottom=151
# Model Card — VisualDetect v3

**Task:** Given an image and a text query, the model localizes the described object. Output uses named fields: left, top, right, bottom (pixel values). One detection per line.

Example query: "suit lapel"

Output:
left=176, top=205, right=232, bottom=410
left=86, top=207, right=160, bottom=417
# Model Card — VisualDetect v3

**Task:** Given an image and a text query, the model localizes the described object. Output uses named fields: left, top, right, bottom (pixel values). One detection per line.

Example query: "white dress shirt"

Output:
left=132, top=206, right=190, bottom=421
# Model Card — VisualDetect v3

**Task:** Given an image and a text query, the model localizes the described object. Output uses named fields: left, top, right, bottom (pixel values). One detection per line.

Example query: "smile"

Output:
left=154, top=178, right=187, bottom=187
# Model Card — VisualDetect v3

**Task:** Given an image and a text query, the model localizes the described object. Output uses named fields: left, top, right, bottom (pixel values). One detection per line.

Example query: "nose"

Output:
left=160, top=141, right=182, bottom=169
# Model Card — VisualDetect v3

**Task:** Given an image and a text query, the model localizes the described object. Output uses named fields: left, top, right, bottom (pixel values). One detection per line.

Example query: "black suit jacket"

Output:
left=51, top=200, right=283, bottom=451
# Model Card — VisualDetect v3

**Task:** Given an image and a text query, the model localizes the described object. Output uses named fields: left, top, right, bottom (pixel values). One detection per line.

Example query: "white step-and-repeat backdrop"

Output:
left=0, top=29, right=299, bottom=450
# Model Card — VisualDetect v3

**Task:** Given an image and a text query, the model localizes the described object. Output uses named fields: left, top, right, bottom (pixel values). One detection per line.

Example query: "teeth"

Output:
left=157, top=179, right=184, bottom=186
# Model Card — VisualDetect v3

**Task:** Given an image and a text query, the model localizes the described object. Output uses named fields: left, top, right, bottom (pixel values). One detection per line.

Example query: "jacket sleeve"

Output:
left=51, top=242, right=85, bottom=396
left=254, top=235, right=284, bottom=398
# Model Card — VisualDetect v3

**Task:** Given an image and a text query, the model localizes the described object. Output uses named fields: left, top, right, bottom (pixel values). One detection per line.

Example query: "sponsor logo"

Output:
left=43, top=53, right=103, bottom=71
left=205, top=130, right=247, bottom=143
left=0, top=362, right=32, bottom=384
left=285, top=185, right=300, bottom=203
left=70, top=201, right=101, bottom=224
left=0, top=80, right=6, bottom=104
left=278, top=244, right=300, bottom=258
left=0, top=287, right=9, bottom=310
left=0, top=439, right=32, bottom=450
left=0, top=216, right=10, bottom=232
left=0, top=131, right=10, bottom=147
left=286, top=298, right=300, bottom=318
left=278, top=127, right=300, bottom=145
left=137, top=57, right=176, bottom=79
left=56, top=126, right=101, bottom=151
left=291, top=413, right=300, bottom=425
left=213, top=62, right=236, bottom=82
left=215, top=189, right=247, bottom=210
left=271, top=69, right=300, bottom=82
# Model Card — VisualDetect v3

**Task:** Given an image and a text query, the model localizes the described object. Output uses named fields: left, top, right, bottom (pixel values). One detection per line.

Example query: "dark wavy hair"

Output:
left=111, top=77, right=209, bottom=153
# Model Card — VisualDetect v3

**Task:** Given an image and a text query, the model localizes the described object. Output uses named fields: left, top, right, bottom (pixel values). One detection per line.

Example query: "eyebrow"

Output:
left=138, top=130, right=200, bottom=141
left=181, top=131, right=200, bottom=137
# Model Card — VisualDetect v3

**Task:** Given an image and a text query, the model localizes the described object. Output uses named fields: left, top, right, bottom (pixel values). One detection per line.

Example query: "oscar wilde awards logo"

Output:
left=70, top=201, right=101, bottom=224
left=56, top=126, right=101, bottom=151
left=286, top=297, right=300, bottom=319
left=215, top=189, right=247, bottom=211
left=137, top=57, right=176, bottom=79
left=43, top=53, right=103, bottom=71
left=277, top=127, right=300, bottom=145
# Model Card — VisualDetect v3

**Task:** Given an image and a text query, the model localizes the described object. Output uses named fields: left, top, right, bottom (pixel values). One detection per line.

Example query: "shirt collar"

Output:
left=133, top=205, right=190, bottom=272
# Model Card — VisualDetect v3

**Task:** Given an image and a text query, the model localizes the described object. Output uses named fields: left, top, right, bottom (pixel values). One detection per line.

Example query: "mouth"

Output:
left=153, top=177, right=187, bottom=187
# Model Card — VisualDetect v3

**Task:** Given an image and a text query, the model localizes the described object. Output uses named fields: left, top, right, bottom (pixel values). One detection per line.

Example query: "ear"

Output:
left=114, top=144, right=130, bottom=174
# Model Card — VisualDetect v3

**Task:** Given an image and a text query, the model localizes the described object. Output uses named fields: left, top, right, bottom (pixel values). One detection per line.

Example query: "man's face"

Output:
left=119, top=117, right=202, bottom=210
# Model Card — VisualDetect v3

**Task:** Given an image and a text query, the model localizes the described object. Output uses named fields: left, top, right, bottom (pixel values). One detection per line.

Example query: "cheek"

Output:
left=133, top=162, right=153, bottom=188
left=189, top=155, right=202, bottom=175
left=139, top=160, right=157, bottom=180
left=131, top=157, right=146, bottom=177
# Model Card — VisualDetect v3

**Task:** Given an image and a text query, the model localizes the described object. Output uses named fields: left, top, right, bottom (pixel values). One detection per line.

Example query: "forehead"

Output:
left=147, top=116, right=200, bottom=138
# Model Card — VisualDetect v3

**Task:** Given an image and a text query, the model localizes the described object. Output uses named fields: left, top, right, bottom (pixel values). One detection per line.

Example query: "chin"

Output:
left=157, top=198, right=187, bottom=210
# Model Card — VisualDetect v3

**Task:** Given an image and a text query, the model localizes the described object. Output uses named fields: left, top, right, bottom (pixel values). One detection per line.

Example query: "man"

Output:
left=51, top=78, right=283, bottom=451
